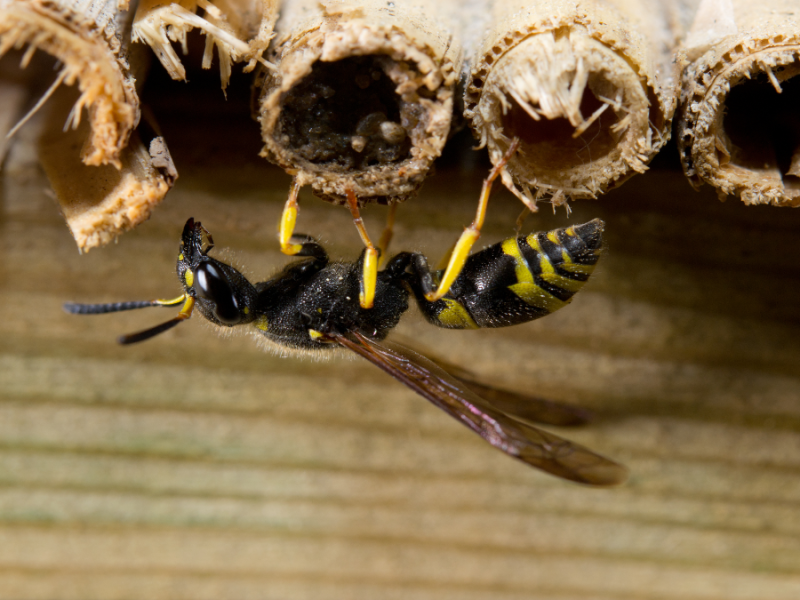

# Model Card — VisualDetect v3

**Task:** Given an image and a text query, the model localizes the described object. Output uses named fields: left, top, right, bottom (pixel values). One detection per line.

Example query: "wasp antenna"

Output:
left=63, top=295, right=187, bottom=315
left=64, top=300, right=163, bottom=315
left=118, top=317, right=185, bottom=345
left=117, top=296, right=195, bottom=345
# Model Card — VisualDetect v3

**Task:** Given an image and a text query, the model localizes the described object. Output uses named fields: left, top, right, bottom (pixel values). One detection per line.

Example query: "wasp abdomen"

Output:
left=418, top=219, right=604, bottom=329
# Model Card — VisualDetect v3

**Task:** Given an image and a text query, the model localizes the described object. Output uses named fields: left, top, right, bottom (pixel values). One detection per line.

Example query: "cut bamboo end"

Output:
left=1, top=0, right=177, bottom=249
left=0, top=0, right=138, bottom=168
left=37, top=87, right=177, bottom=251
left=43, top=139, right=175, bottom=251
left=132, top=0, right=279, bottom=90
left=255, top=1, right=459, bottom=204
left=678, top=2, right=800, bottom=207
left=464, top=1, right=676, bottom=210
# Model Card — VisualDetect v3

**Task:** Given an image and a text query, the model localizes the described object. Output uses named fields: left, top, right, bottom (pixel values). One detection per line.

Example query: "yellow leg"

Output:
left=279, top=180, right=304, bottom=255
left=424, top=138, right=521, bottom=302
left=436, top=241, right=457, bottom=271
left=346, top=190, right=379, bottom=310
left=377, top=203, right=398, bottom=267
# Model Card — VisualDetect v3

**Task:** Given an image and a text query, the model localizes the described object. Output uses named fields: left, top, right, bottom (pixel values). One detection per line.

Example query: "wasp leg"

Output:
left=424, top=139, right=521, bottom=303
left=408, top=253, right=439, bottom=300
left=279, top=179, right=304, bottom=256
left=346, top=189, right=379, bottom=309
left=515, top=206, right=530, bottom=235
left=436, top=240, right=457, bottom=271
left=377, top=202, right=398, bottom=268
left=285, top=233, right=328, bottom=263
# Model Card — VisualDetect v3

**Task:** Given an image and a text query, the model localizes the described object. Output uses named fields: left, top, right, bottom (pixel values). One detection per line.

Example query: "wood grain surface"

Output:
left=2, top=71, right=800, bottom=600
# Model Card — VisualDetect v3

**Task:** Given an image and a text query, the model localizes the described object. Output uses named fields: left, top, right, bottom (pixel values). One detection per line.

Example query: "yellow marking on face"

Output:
left=508, top=283, right=568, bottom=312
left=501, top=238, right=534, bottom=284
left=255, top=315, right=268, bottom=331
left=184, top=268, right=194, bottom=288
left=178, top=253, right=184, bottom=261
left=243, top=307, right=250, bottom=315
left=308, top=329, right=324, bottom=339
left=437, top=299, right=479, bottom=329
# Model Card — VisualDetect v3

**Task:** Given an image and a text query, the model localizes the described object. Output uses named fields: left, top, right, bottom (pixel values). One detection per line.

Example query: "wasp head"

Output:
left=176, top=218, right=258, bottom=327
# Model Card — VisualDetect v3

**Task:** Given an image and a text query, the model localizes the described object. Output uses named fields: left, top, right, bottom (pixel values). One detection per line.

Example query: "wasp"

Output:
left=64, top=217, right=626, bottom=486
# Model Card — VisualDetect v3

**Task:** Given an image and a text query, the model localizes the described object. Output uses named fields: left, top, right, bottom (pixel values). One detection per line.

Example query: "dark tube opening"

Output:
left=501, top=74, right=621, bottom=170
left=723, top=70, right=800, bottom=188
left=278, top=55, right=412, bottom=170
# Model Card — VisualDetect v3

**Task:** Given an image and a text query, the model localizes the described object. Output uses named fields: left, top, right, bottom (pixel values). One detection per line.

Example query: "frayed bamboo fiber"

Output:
left=37, top=86, right=177, bottom=250
left=0, top=0, right=177, bottom=250
left=254, top=0, right=460, bottom=204
left=0, top=0, right=139, bottom=168
left=464, top=0, right=678, bottom=210
left=132, top=0, right=279, bottom=90
left=677, top=0, right=800, bottom=207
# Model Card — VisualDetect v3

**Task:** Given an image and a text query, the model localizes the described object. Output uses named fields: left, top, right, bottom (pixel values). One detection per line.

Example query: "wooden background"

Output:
left=2, top=66, right=800, bottom=599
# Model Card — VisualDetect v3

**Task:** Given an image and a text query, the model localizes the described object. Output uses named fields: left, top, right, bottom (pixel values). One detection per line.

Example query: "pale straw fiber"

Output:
left=464, top=0, right=679, bottom=210
left=0, top=0, right=177, bottom=249
left=132, top=0, right=279, bottom=90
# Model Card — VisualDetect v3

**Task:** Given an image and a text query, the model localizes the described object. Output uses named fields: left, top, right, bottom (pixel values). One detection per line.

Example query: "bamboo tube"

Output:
left=132, top=0, right=279, bottom=90
left=677, top=0, right=800, bottom=206
left=0, top=0, right=177, bottom=250
left=464, top=0, right=678, bottom=210
left=254, top=0, right=460, bottom=204
left=36, top=86, right=178, bottom=251
left=0, top=0, right=139, bottom=168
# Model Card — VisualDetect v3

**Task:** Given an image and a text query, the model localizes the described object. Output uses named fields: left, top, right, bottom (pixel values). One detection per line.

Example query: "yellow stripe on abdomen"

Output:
left=503, top=237, right=566, bottom=311
left=507, top=282, right=568, bottom=312
left=559, top=260, right=595, bottom=275
left=501, top=238, right=535, bottom=284
left=436, top=298, right=479, bottom=329
left=527, top=233, right=593, bottom=291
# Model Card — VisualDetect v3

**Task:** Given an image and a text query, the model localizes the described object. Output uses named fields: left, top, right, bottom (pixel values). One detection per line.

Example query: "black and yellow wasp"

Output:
left=64, top=217, right=626, bottom=486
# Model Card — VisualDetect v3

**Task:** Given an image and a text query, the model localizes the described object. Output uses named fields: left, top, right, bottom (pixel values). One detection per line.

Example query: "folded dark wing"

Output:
left=334, top=332, right=627, bottom=486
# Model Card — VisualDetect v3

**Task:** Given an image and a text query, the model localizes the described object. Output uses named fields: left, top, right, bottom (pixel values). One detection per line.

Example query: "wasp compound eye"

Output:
left=194, top=261, right=242, bottom=325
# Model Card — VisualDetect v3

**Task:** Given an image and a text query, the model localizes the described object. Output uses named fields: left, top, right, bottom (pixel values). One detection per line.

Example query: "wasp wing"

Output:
left=454, top=378, right=594, bottom=427
left=389, top=335, right=593, bottom=427
left=334, top=332, right=627, bottom=486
